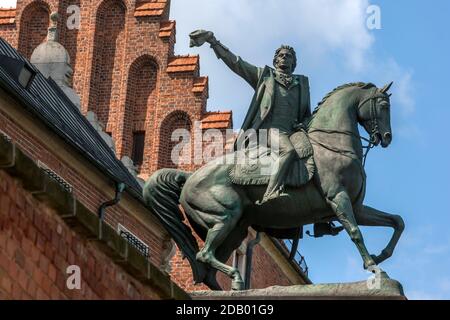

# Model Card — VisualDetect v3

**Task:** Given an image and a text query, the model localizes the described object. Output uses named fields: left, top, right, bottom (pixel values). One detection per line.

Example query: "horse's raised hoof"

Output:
left=231, top=279, right=245, bottom=291
left=371, top=249, right=392, bottom=265
left=370, top=254, right=381, bottom=264
left=363, top=259, right=377, bottom=270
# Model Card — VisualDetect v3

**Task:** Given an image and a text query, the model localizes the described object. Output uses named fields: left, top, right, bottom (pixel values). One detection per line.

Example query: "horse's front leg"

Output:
left=327, top=190, right=376, bottom=269
left=355, top=205, right=405, bottom=264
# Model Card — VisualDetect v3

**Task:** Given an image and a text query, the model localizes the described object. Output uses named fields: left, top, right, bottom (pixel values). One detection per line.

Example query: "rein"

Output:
left=307, top=129, right=374, bottom=167
left=308, top=90, right=383, bottom=167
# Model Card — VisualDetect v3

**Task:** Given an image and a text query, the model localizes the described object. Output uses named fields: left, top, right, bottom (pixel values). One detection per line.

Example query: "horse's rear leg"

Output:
left=196, top=204, right=245, bottom=290
left=203, top=219, right=250, bottom=290
left=355, top=205, right=405, bottom=264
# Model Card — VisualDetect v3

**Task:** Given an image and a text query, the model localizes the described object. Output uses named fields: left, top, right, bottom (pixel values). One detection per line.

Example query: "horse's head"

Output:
left=357, top=82, right=393, bottom=148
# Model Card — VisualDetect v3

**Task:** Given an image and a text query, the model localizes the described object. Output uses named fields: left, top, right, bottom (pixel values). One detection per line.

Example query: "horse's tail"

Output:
left=143, top=168, right=206, bottom=284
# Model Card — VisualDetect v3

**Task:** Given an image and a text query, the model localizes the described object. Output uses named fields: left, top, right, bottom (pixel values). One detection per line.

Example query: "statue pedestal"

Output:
left=190, top=278, right=406, bottom=300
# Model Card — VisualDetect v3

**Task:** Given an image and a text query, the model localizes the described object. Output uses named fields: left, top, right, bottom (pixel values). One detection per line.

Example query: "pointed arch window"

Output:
left=18, top=2, right=50, bottom=59
left=132, top=131, right=146, bottom=166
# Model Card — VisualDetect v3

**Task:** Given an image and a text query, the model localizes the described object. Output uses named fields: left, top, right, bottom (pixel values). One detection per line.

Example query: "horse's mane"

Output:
left=312, top=82, right=376, bottom=114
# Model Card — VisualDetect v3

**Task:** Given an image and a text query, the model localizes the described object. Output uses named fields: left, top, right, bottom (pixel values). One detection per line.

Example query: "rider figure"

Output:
left=190, top=30, right=312, bottom=205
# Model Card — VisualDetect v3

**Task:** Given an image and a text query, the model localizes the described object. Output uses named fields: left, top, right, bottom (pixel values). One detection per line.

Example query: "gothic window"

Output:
left=158, top=112, right=192, bottom=170
left=18, top=2, right=50, bottom=59
left=88, top=0, right=126, bottom=127
left=123, top=55, right=158, bottom=173
left=132, top=131, right=145, bottom=166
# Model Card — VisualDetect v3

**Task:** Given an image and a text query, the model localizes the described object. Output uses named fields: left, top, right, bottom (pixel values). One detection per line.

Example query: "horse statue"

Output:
left=143, top=81, right=404, bottom=290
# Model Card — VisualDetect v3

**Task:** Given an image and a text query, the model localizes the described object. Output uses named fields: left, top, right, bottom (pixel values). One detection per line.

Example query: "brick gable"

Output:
left=0, top=0, right=310, bottom=294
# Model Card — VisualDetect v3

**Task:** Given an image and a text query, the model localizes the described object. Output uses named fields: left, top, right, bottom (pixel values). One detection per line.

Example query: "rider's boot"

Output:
left=255, top=186, right=289, bottom=206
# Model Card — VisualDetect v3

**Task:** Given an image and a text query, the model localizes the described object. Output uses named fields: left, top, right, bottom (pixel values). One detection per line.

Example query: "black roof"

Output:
left=0, top=37, right=143, bottom=201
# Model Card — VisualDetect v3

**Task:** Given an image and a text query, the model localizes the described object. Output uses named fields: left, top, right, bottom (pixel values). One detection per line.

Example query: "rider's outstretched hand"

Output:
left=189, top=30, right=215, bottom=47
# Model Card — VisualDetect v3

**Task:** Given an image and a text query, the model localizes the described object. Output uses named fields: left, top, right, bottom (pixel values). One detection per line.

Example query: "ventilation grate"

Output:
left=118, top=224, right=149, bottom=258
left=37, top=160, right=73, bottom=193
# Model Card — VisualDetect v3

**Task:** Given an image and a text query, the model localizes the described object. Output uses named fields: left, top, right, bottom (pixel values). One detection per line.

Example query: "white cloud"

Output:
left=359, top=58, right=419, bottom=142
left=171, top=0, right=417, bottom=131
left=2, top=0, right=417, bottom=127
left=0, top=0, right=16, bottom=8
left=372, top=59, right=416, bottom=116
left=172, top=0, right=374, bottom=72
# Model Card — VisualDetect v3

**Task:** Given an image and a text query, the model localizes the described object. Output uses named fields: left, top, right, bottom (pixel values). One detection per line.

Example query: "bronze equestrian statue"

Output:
left=143, top=30, right=405, bottom=291
left=196, top=30, right=312, bottom=205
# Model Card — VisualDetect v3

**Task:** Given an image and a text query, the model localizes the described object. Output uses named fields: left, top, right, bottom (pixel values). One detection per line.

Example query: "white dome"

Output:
left=28, top=11, right=81, bottom=110
left=31, top=40, right=71, bottom=65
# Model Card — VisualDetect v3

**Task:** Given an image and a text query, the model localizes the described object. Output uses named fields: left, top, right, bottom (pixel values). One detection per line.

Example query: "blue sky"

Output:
left=168, top=0, right=450, bottom=299
left=2, top=0, right=448, bottom=299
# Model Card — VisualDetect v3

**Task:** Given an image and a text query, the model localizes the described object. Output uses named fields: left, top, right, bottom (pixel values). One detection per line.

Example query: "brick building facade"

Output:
left=1, top=0, right=227, bottom=176
left=0, top=0, right=309, bottom=298
left=0, top=39, right=188, bottom=299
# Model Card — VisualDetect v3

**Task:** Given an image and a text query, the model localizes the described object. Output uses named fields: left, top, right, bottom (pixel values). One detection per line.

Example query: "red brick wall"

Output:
left=0, top=102, right=166, bottom=269
left=58, top=0, right=80, bottom=83
left=0, top=170, right=162, bottom=299
left=157, top=111, right=192, bottom=171
left=149, top=76, right=205, bottom=173
left=17, top=1, right=50, bottom=59
left=249, top=245, right=294, bottom=289
left=87, top=0, right=126, bottom=129
left=0, top=0, right=209, bottom=174
left=120, top=55, right=159, bottom=168
left=0, top=24, right=17, bottom=47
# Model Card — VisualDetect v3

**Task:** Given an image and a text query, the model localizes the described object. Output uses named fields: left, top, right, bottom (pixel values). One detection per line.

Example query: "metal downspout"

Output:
left=244, top=232, right=261, bottom=290
left=98, top=182, right=126, bottom=220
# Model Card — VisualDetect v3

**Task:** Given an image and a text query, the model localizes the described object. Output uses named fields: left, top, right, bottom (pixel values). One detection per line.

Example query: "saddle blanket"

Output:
left=229, top=130, right=315, bottom=187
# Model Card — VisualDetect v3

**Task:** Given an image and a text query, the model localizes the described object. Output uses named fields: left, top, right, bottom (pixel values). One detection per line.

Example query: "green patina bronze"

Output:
left=143, top=31, right=404, bottom=291
left=198, top=30, right=312, bottom=205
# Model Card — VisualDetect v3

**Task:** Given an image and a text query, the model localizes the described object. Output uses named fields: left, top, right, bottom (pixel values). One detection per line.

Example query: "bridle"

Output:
left=357, top=90, right=386, bottom=142
left=309, top=89, right=387, bottom=167
left=357, top=89, right=388, bottom=166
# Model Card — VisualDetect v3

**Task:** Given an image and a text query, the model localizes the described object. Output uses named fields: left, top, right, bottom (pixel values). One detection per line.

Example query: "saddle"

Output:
left=229, top=130, right=315, bottom=187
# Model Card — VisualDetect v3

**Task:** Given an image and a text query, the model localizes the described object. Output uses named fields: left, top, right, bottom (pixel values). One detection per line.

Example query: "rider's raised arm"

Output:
left=190, top=30, right=262, bottom=89
left=208, top=37, right=262, bottom=89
